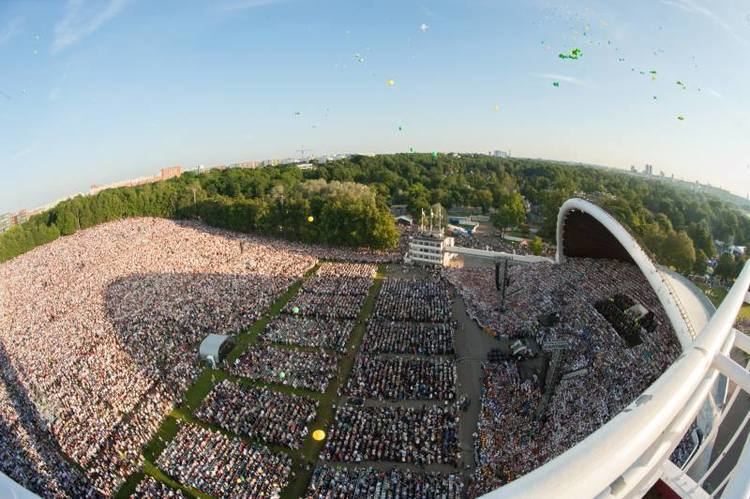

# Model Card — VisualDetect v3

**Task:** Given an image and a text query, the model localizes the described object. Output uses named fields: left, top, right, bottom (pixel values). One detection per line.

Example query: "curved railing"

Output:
left=485, top=245, right=750, bottom=497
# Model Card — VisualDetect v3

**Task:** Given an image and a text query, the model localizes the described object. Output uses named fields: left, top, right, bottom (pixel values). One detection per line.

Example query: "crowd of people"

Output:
left=259, top=316, right=355, bottom=352
left=361, top=320, right=456, bottom=355
left=373, top=278, right=453, bottom=322
left=157, top=423, right=292, bottom=498
left=283, top=262, right=376, bottom=319
left=195, top=379, right=318, bottom=449
left=448, top=258, right=683, bottom=495
left=670, top=421, right=700, bottom=468
left=283, top=293, right=366, bottom=319
left=343, top=356, right=456, bottom=401
left=232, top=345, right=338, bottom=393
left=130, top=475, right=185, bottom=498
left=321, top=405, right=460, bottom=466
left=0, top=217, right=394, bottom=497
left=305, top=466, right=465, bottom=498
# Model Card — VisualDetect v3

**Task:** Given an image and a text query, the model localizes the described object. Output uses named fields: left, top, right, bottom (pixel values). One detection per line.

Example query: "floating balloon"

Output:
left=398, top=125, right=403, bottom=131
left=292, top=306, right=300, bottom=314
left=409, top=147, right=414, bottom=153
left=307, top=215, right=314, bottom=223
left=493, top=104, right=500, bottom=112
left=558, top=48, right=582, bottom=60
left=432, top=151, right=438, bottom=159
left=387, top=79, right=395, bottom=86
left=312, top=429, right=326, bottom=441
left=677, top=115, right=685, bottom=121
left=552, top=81, right=560, bottom=87
left=354, top=53, right=365, bottom=63
left=419, top=23, right=429, bottom=32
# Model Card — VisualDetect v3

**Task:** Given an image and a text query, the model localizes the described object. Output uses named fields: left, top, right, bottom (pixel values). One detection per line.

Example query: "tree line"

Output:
left=0, top=167, right=399, bottom=263
left=1, top=154, right=749, bottom=277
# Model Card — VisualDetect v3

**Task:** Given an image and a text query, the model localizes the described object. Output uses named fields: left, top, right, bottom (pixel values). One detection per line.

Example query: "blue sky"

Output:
left=1, top=0, right=749, bottom=213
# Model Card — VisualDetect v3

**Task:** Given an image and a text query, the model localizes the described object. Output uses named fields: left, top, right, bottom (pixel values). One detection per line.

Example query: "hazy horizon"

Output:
left=2, top=0, right=749, bottom=213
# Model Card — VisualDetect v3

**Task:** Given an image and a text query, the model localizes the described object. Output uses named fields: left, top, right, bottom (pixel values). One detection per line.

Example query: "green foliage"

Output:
left=714, top=253, right=736, bottom=281
left=2, top=154, right=750, bottom=270
left=529, top=236, right=544, bottom=256
left=491, top=192, right=526, bottom=235
left=660, top=230, right=696, bottom=273
left=693, top=249, right=708, bottom=275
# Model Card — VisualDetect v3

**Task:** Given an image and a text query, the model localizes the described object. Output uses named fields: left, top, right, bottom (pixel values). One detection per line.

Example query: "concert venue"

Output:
left=1, top=196, right=748, bottom=499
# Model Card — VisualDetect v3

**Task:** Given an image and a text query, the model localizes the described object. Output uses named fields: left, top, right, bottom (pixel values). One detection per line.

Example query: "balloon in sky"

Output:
left=307, top=216, right=314, bottom=223
left=419, top=23, right=429, bottom=32
left=409, top=147, right=414, bottom=153
left=493, top=104, right=500, bottom=112
left=558, top=48, right=582, bottom=60
left=553, top=81, right=560, bottom=87
left=354, top=53, right=365, bottom=63
left=677, top=115, right=685, bottom=121
left=398, top=125, right=403, bottom=131
left=387, top=79, right=395, bottom=86
left=312, top=429, right=326, bottom=441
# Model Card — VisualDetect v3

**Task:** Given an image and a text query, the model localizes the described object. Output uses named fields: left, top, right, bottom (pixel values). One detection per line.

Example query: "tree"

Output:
left=714, top=253, right=736, bottom=282
left=660, top=230, right=695, bottom=274
left=56, top=209, right=78, bottom=236
left=491, top=192, right=526, bottom=236
left=529, top=236, right=544, bottom=256
left=693, top=249, right=708, bottom=275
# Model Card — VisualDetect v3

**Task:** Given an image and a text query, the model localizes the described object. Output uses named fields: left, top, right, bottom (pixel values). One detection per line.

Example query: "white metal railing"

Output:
left=484, top=261, right=750, bottom=499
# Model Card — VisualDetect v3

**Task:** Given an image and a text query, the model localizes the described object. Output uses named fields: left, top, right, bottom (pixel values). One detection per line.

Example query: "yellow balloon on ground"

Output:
left=307, top=215, right=314, bottom=223
left=312, top=429, right=326, bottom=441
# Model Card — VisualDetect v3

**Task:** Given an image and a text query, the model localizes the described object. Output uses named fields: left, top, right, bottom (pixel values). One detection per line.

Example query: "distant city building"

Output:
left=90, top=166, right=183, bottom=195
left=296, top=163, right=315, bottom=170
left=0, top=213, right=12, bottom=233
left=160, top=166, right=182, bottom=180
left=643, top=164, right=654, bottom=176
left=491, top=150, right=509, bottom=158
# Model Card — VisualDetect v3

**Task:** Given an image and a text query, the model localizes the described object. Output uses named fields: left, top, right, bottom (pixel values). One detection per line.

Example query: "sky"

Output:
left=1, top=0, right=749, bottom=213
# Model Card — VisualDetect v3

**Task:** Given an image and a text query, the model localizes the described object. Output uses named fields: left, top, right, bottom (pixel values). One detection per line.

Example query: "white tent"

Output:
left=199, top=334, right=234, bottom=368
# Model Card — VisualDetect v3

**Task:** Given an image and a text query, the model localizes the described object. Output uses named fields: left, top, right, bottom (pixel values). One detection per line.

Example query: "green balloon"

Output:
left=292, top=306, right=300, bottom=314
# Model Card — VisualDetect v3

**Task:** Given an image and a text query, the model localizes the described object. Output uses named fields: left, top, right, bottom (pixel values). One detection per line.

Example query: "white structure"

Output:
left=406, top=231, right=455, bottom=266
left=198, top=334, right=234, bottom=368
left=483, top=198, right=750, bottom=499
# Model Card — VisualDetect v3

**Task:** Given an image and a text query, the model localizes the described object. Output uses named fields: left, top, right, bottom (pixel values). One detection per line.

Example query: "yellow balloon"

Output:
left=387, top=79, right=395, bottom=87
left=307, top=215, right=314, bottom=223
left=312, top=429, right=326, bottom=441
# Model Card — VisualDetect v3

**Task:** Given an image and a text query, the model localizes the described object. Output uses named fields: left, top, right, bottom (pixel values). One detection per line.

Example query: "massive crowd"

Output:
left=343, top=356, right=456, bottom=401
left=321, top=405, right=460, bottom=466
left=130, top=475, right=185, bottom=498
left=305, top=466, right=465, bottom=499
left=283, top=293, right=366, bottom=319
left=448, top=258, right=683, bottom=495
left=373, top=278, right=453, bottom=322
left=232, top=345, right=338, bottom=393
left=157, top=423, right=292, bottom=498
left=362, top=320, right=456, bottom=355
left=0, top=218, right=392, bottom=497
left=195, top=379, right=318, bottom=449
left=259, top=316, right=355, bottom=352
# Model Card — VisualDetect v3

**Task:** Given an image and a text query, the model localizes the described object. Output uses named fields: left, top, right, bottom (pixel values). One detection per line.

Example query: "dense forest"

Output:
left=1, top=154, right=749, bottom=276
